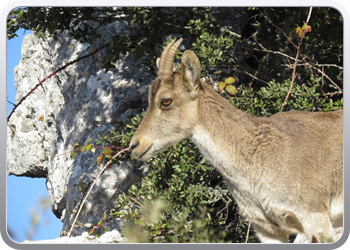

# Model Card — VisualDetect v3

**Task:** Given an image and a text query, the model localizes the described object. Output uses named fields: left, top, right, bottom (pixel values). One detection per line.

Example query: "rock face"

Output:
left=7, top=21, right=151, bottom=236
left=23, top=230, right=125, bottom=243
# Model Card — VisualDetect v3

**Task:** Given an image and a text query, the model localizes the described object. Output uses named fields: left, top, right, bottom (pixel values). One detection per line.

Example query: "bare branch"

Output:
left=280, top=7, right=313, bottom=112
left=7, top=99, right=16, bottom=107
left=7, top=43, right=109, bottom=123
left=306, top=7, right=313, bottom=23
left=67, top=147, right=130, bottom=238
left=127, top=196, right=143, bottom=208
left=281, top=63, right=342, bottom=92
left=241, top=70, right=269, bottom=85
left=254, top=43, right=300, bottom=62
left=257, top=8, right=298, bottom=49
left=245, top=222, right=251, bottom=243
left=315, top=64, right=343, bottom=70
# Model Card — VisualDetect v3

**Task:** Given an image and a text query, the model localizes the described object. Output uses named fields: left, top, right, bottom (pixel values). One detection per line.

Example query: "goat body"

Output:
left=130, top=38, right=343, bottom=243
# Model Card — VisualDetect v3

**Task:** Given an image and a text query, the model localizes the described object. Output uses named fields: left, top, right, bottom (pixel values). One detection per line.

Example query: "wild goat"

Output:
left=129, top=38, right=343, bottom=243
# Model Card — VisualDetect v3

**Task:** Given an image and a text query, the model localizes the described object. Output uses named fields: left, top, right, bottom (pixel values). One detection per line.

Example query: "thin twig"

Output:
left=245, top=222, right=251, bottom=243
left=257, top=8, right=298, bottom=50
left=241, top=70, right=269, bottom=85
left=254, top=43, right=301, bottom=62
left=249, top=71, right=258, bottom=90
left=7, top=43, right=109, bottom=123
left=280, top=7, right=313, bottom=112
left=127, top=196, right=143, bottom=208
left=226, top=29, right=242, bottom=39
left=282, top=63, right=343, bottom=70
left=7, top=99, right=16, bottom=106
left=306, top=7, right=313, bottom=23
left=7, top=71, right=57, bottom=123
left=7, top=123, right=15, bottom=135
left=255, top=16, right=343, bottom=89
left=281, top=62, right=342, bottom=92
left=315, top=64, right=343, bottom=70
left=324, top=91, right=342, bottom=96
left=280, top=47, right=302, bottom=112
left=311, top=65, right=342, bottom=91
left=67, top=147, right=129, bottom=238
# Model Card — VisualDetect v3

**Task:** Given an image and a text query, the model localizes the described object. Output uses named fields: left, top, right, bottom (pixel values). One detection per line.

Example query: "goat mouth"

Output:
left=136, top=144, right=153, bottom=161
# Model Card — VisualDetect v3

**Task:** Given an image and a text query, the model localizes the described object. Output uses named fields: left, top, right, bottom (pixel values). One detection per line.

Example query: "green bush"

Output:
left=8, top=7, right=343, bottom=97
left=95, top=73, right=341, bottom=243
left=225, top=78, right=342, bottom=116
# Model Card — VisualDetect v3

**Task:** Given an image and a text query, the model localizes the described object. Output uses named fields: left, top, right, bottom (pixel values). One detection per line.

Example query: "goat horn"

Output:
left=157, top=38, right=183, bottom=77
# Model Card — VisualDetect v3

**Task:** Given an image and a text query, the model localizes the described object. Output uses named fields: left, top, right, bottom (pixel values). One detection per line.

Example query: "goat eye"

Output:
left=161, top=98, right=172, bottom=106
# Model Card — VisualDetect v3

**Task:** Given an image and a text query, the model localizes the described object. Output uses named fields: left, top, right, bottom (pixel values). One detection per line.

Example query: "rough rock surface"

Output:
left=23, top=230, right=125, bottom=243
left=7, top=20, right=151, bottom=237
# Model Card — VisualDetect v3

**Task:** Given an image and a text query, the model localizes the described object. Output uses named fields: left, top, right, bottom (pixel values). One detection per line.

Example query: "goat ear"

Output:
left=181, top=50, right=201, bottom=90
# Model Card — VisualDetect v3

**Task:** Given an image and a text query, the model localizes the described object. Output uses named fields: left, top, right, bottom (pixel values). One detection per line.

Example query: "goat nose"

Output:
left=129, top=141, right=139, bottom=152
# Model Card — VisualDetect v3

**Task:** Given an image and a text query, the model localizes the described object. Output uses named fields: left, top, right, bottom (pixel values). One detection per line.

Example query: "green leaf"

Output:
left=10, top=124, right=16, bottom=132
left=302, top=23, right=312, bottom=33
left=329, top=99, right=334, bottom=107
left=200, top=31, right=210, bottom=39
left=296, top=26, right=303, bottom=38
left=172, top=164, right=182, bottom=173
left=102, top=147, right=113, bottom=155
left=10, top=124, right=16, bottom=139
left=218, top=82, right=226, bottom=92
left=200, top=165, right=209, bottom=171
left=97, top=155, right=102, bottom=166
left=225, top=84, right=238, bottom=96
left=18, top=9, right=24, bottom=18
left=296, top=23, right=312, bottom=38
left=86, top=138, right=93, bottom=144
left=180, top=161, right=186, bottom=171
left=225, top=76, right=237, bottom=85
left=70, top=151, right=76, bottom=159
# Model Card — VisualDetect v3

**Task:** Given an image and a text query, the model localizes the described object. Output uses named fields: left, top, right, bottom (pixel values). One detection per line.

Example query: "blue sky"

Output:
left=7, top=29, right=63, bottom=242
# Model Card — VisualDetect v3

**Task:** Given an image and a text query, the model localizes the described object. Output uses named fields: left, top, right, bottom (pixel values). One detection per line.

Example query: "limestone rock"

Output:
left=23, top=230, right=125, bottom=243
left=7, top=21, right=150, bottom=237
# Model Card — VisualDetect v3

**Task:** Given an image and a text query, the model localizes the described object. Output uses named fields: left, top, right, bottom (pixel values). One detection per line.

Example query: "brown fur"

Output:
left=129, top=41, right=343, bottom=243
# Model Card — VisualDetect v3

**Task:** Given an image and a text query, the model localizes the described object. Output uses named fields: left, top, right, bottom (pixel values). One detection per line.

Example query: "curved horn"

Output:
left=157, top=38, right=183, bottom=77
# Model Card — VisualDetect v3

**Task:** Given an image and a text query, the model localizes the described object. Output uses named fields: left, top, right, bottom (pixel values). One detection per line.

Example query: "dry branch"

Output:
left=67, top=147, right=130, bottom=238
left=7, top=43, right=109, bottom=124
left=280, top=8, right=313, bottom=112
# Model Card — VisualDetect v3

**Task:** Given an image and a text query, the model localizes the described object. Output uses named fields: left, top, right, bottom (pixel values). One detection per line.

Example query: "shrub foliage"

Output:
left=96, top=73, right=342, bottom=243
